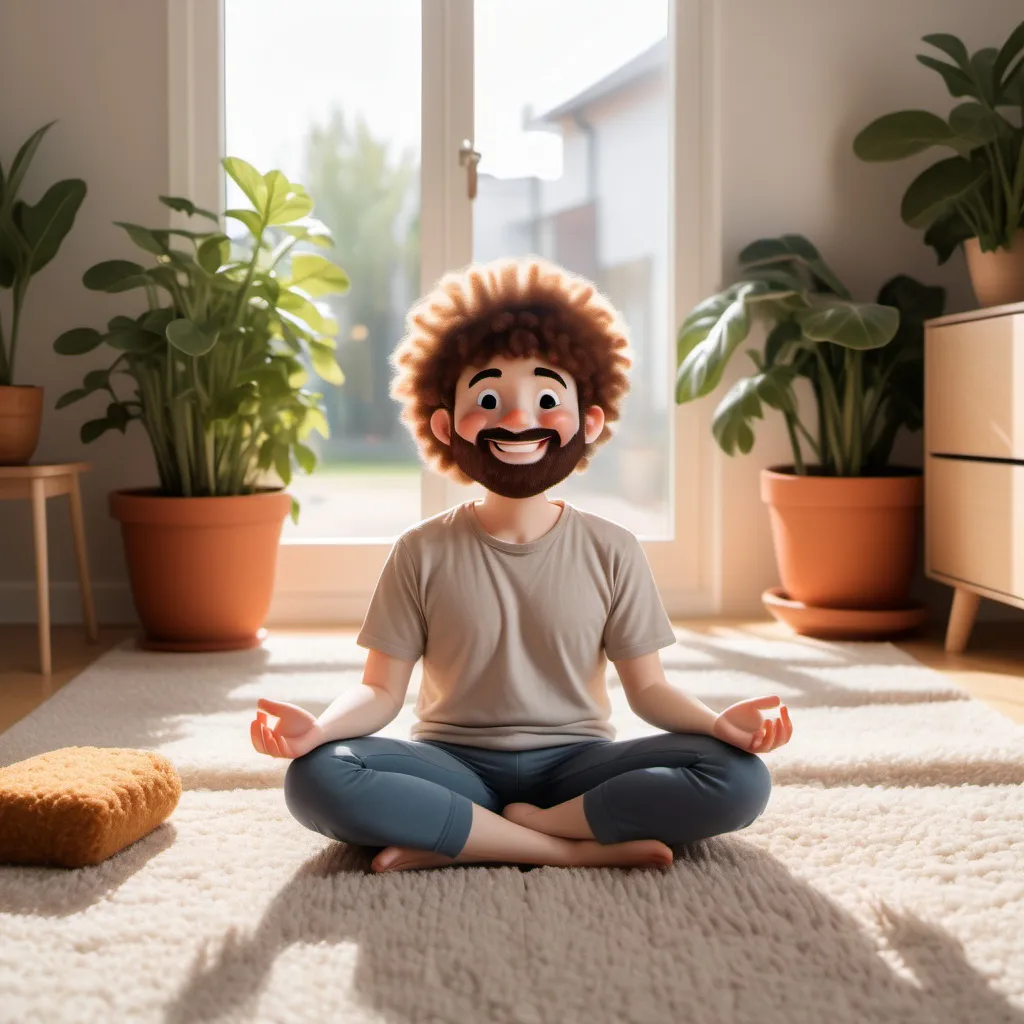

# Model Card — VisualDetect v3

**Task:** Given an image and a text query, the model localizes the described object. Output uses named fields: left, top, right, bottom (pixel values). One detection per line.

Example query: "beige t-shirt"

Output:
left=356, top=500, right=677, bottom=751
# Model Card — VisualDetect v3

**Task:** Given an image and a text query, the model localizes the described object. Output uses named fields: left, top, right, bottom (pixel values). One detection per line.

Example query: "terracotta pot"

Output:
left=760, top=466, right=922, bottom=610
left=964, top=230, right=1024, bottom=308
left=0, top=385, right=44, bottom=465
left=110, top=488, right=291, bottom=651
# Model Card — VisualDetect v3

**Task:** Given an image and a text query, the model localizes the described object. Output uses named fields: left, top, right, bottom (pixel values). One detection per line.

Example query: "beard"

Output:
left=450, top=419, right=586, bottom=499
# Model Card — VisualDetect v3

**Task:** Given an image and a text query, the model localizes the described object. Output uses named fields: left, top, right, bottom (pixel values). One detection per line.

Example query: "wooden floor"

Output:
left=0, top=619, right=1021, bottom=738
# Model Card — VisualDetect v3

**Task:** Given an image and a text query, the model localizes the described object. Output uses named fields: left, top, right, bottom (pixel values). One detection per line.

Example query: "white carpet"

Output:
left=0, top=630, right=1022, bottom=1024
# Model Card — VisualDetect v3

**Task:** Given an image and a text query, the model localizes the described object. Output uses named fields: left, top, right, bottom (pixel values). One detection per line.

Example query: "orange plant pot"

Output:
left=0, top=385, right=44, bottom=465
left=760, top=466, right=922, bottom=610
left=110, top=488, right=291, bottom=651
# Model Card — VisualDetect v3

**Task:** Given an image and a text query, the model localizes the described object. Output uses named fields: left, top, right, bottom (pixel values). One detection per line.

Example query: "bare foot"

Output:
left=371, top=846, right=455, bottom=873
left=371, top=838, right=673, bottom=873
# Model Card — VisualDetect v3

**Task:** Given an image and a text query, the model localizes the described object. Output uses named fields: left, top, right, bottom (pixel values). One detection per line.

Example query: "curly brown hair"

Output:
left=390, top=257, right=633, bottom=484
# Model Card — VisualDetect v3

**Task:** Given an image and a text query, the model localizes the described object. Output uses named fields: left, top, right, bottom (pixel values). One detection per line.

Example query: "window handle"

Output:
left=459, top=139, right=481, bottom=200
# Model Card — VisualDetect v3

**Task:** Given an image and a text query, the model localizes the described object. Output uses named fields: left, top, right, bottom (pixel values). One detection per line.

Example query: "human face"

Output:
left=431, top=354, right=596, bottom=499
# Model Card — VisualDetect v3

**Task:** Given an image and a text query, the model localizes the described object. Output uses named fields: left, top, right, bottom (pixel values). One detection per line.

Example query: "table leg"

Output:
left=945, top=587, right=981, bottom=654
left=31, top=478, right=51, bottom=675
left=68, top=473, right=98, bottom=643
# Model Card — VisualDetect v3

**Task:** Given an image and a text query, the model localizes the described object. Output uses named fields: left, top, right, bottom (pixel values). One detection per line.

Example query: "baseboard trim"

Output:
left=0, top=582, right=137, bottom=625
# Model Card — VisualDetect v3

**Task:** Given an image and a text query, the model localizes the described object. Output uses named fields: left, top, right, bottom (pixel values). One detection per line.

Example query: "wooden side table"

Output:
left=0, top=462, right=97, bottom=674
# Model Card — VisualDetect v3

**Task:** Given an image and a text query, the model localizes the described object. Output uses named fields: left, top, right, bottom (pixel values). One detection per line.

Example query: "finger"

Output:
left=257, top=710, right=268, bottom=726
left=759, top=720, right=776, bottom=752
left=749, top=728, right=765, bottom=752
left=739, top=695, right=782, bottom=712
left=781, top=705, right=793, bottom=743
left=258, top=698, right=300, bottom=717
left=277, top=734, right=293, bottom=758
left=250, top=718, right=266, bottom=754
left=263, top=725, right=283, bottom=758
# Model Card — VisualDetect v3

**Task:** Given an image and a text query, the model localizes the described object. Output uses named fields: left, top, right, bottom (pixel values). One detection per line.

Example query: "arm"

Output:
left=316, top=648, right=417, bottom=742
left=614, top=651, right=718, bottom=735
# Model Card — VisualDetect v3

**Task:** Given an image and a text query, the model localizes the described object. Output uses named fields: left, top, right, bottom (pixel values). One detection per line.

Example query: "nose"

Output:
left=499, top=407, right=530, bottom=430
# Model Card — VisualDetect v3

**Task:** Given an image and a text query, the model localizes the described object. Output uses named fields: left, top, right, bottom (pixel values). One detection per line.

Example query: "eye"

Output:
left=537, top=388, right=560, bottom=410
left=476, top=388, right=499, bottom=411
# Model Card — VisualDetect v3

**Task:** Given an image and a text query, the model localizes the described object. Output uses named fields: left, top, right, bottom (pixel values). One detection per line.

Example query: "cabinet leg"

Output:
left=68, top=474, right=98, bottom=642
left=945, top=588, right=981, bottom=654
left=31, top=479, right=51, bottom=676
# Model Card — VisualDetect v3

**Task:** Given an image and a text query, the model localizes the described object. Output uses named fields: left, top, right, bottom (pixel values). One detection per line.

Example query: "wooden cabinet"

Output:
left=925, top=301, right=1024, bottom=652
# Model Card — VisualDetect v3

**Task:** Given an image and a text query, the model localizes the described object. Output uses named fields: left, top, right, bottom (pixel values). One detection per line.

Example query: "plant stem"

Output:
left=815, top=346, right=846, bottom=475
left=8, top=280, right=27, bottom=383
left=784, top=413, right=805, bottom=474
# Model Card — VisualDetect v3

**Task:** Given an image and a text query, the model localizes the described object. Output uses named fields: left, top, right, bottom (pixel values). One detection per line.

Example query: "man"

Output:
left=252, top=257, right=793, bottom=873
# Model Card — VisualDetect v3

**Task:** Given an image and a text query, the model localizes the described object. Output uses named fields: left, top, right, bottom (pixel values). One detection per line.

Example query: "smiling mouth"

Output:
left=490, top=438, right=549, bottom=454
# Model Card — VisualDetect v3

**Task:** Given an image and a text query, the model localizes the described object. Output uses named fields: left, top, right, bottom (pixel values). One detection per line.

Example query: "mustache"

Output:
left=477, top=427, right=561, bottom=449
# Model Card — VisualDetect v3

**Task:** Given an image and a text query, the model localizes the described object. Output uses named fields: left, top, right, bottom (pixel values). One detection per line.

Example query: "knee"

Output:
left=717, top=747, right=773, bottom=831
left=283, top=744, right=363, bottom=826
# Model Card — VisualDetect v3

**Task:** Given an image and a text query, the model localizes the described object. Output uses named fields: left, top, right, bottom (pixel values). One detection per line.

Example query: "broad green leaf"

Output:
left=304, top=406, right=329, bottom=439
left=196, top=234, right=230, bottom=273
left=263, top=169, right=315, bottom=226
left=142, top=307, right=177, bottom=335
left=295, top=442, right=316, bottom=474
left=273, top=444, right=292, bottom=486
left=764, top=320, right=803, bottom=367
left=80, top=416, right=113, bottom=444
left=83, top=368, right=110, bottom=390
left=114, top=221, right=168, bottom=255
left=158, top=195, right=219, bottom=221
left=2, top=122, right=55, bottom=212
left=676, top=283, right=766, bottom=402
left=795, top=298, right=899, bottom=350
left=278, top=290, right=327, bottom=333
left=900, top=156, right=988, bottom=229
left=876, top=276, right=946, bottom=325
left=948, top=102, right=1010, bottom=148
left=225, top=208, right=262, bottom=237
left=997, top=57, right=1024, bottom=106
left=223, top=157, right=268, bottom=212
left=289, top=497, right=300, bottom=525
left=916, top=55, right=976, bottom=98
left=853, top=110, right=957, bottom=161
left=166, top=318, right=218, bottom=356
left=922, top=33, right=971, bottom=70
left=83, top=259, right=146, bottom=291
left=969, top=47, right=999, bottom=107
left=993, top=19, right=1024, bottom=88
left=13, top=179, right=86, bottom=273
left=286, top=253, right=350, bottom=297
left=107, top=401, right=129, bottom=433
left=55, top=387, right=90, bottom=409
left=282, top=217, right=334, bottom=248
left=53, top=326, right=103, bottom=355
left=310, top=342, right=345, bottom=385
left=739, top=235, right=850, bottom=298
left=106, top=326, right=160, bottom=352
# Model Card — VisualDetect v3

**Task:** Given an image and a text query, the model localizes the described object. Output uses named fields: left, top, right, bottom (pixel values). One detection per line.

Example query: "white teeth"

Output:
left=493, top=440, right=545, bottom=454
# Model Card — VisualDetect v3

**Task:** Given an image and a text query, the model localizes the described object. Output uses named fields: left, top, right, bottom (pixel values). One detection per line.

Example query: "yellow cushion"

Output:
left=0, top=746, right=181, bottom=868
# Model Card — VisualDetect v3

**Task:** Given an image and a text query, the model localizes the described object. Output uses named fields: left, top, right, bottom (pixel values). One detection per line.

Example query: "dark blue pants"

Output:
left=283, top=731, right=772, bottom=859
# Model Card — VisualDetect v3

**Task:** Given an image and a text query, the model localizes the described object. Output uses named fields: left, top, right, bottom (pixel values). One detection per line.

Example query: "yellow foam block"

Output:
left=0, top=746, right=181, bottom=868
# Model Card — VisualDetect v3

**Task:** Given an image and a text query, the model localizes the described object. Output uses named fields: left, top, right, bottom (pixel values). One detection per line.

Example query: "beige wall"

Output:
left=0, top=0, right=167, bottom=622
left=0, top=0, right=1021, bottom=625
left=710, top=0, right=1023, bottom=618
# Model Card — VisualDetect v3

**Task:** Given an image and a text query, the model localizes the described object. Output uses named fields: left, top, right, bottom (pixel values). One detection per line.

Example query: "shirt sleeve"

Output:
left=602, top=534, right=677, bottom=662
left=356, top=537, right=427, bottom=661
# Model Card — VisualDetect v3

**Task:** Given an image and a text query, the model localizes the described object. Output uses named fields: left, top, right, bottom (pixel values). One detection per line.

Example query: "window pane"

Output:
left=224, top=0, right=422, bottom=540
left=472, top=0, right=672, bottom=538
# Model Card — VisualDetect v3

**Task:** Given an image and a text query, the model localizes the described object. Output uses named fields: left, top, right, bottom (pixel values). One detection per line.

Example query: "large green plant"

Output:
left=0, top=122, right=87, bottom=385
left=54, top=157, right=349, bottom=519
left=675, top=235, right=945, bottom=476
left=853, top=20, right=1024, bottom=262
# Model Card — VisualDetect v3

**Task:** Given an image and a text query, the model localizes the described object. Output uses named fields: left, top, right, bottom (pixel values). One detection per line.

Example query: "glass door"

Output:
left=220, top=0, right=705, bottom=622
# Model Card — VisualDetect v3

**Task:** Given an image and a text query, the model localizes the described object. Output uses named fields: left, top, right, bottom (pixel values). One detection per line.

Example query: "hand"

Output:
left=250, top=698, right=326, bottom=759
left=712, top=696, right=793, bottom=755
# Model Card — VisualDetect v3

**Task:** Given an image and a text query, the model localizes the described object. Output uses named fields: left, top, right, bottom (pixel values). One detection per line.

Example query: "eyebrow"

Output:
left=468, top=368, right=501, bottom=388
left=535, top=367, right=567, bottom=388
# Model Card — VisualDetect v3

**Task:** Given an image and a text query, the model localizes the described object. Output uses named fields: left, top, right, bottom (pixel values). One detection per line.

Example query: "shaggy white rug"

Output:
left=0, top=630, right=1022, bottom=1024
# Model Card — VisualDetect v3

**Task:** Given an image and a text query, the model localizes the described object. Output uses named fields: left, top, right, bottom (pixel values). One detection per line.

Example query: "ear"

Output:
left=430, top=407, right=452, bottom=446
left=583, top=405, right=605, bottom=444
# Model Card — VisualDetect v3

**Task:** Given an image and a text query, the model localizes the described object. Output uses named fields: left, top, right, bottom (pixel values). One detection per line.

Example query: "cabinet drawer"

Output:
left=926, top=457, right=1024, bottom=599
left=925, top=313, right=1024, bottom=460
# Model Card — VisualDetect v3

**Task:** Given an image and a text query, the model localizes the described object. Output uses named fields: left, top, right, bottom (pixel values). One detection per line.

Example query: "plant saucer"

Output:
left=762, top=587, right=928, bottom=641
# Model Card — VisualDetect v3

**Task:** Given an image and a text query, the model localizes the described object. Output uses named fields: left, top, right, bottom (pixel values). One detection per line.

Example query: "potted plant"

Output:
left=676, top=234, right=945, bottom=638
left=853, top=20, right=1024, bottom=308
left=54, top=157, right=349, bottom=650
left=0, top=122, right=86, bottom=463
